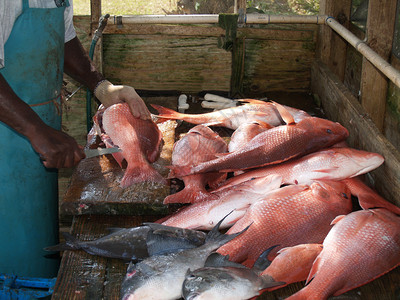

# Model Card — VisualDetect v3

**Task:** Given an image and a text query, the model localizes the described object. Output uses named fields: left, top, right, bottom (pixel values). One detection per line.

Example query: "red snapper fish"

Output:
left=228, top=121, right=272, bottom=152
left=287, top=208, right=400, bottom=299
left=215, top=147, right=384, bottom=191
left=160, top=175, right=282, bottom=230
left=172, top=116, right=349, bottom=177
left=151, top=99, right=311, bottom=130
left=102, top=103, right=166, bottom=187
left=261, top=244, right=323, bottom=291
left=164, top=125, right=228, bottom=204
left=217, top=181, right=352, bottom=267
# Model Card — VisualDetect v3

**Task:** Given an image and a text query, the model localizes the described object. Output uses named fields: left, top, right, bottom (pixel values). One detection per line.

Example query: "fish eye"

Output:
left=326, top=129, right=333, bottom=134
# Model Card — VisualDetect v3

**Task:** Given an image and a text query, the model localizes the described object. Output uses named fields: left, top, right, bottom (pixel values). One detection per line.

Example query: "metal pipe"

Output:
left=110, top=14, right=328, bottom=25
left=326, top=17, right=400, bottom=88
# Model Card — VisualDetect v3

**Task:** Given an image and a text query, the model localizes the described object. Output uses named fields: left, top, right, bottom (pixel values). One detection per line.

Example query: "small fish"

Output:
left=45, top=223, right=206, bottom=261
left=215, top=147, right=384, bottom=191
left=182, top=250, right=285, bottom=300
left=160, top=175, right=282, bottom=230
left=217, top=181, right=352, bottom=267
left=165, top=125, right=228, bottom=204
left=102, top=103, right=165, bottom=187
left=260, top=244, right=323, bottom=291
left=287, top=209, right=400, bottom=299
left=152, top=99, right=311, bottom=130
left=171, top=116, right=349, bottom=177
left=120, top=214, right=250, bottom=300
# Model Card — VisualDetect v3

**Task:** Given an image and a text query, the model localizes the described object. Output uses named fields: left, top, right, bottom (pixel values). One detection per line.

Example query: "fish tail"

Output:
left=121, top=164, right=167, bottom=187
left=206, top=212, right=251, bottom=246
left=163, top=188, right=217, bottom=204
left=151, top=104, right=185, bottom=120
left=44, top=232, right=81, bottom=252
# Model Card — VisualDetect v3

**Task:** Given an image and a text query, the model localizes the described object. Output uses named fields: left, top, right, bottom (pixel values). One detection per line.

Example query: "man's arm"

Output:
left=0, top=74, right=84, bottom=168
left=64, top=36, right=151, bottom=119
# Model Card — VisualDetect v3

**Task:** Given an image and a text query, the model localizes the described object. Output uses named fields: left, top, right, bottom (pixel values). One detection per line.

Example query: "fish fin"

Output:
left=120, top=164, right=167, bottom=187
left=305, top=256, right=322, bottom=284
left=313, top=167, right=340, bottom=174
left=167, top=165, right=193, bottom=178
left=204, top=252, right=247, bottom=268
left=253, top=245, right=279, bottom=271
left=238, top=99, right=268, bottom=105
left=144, top=223, right=206, bottom=246
left=270, top=101, right=295, bottom=125
left=44, top=232, right=81, bottom=252
left=330, top=214, right=346, bottom=225
left=150, top=104, right=184, bottom=119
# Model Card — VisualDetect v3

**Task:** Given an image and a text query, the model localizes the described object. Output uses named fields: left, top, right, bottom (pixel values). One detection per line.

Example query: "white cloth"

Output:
left=0, top=0, right=76, bottom=68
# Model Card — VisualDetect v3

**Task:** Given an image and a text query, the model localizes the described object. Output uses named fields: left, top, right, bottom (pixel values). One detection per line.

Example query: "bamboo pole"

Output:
left=326, top=17, right=400, bottom=89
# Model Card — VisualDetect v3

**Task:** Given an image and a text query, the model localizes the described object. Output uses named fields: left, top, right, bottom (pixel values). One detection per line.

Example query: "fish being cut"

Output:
left=171, top=117, right=349, bottom=177
left=44, top=223, right=206, bottom=261
left=287, top=208, right=400, bottom=299
left=120, top=215, right=250, bottom=300
left=102, top=103, right=165, bottom=187
left=217, top=181, right=352, bottom=267
left=182, top=251, right=284, bottom=300
left=260, top=244, right=323, bottom=291
left=160, top=175, right=282, bottom=230
left=215, top=147, right=384, bottom=191
left=151, top=99, right=311, bottom=130
left=164, top=125, right=228, bottom=204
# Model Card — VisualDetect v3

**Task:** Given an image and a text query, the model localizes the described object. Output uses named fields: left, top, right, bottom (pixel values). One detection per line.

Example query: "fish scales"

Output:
left=174, top=117, right=349, bottom=176
left=287, top=209, right=400, bottom=299
left=217, top=181, right=352, bottom=267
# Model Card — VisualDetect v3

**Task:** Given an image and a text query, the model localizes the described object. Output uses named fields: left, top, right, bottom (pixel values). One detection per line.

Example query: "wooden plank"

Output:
left=311, top=60, right=400, bottom=206
left=318, top=0, right=352, bottom=81
left=60, top=118, right=177, bottom=216
left=102, top=34, right=232, bottom=93
left=53, top=215, right=400, bottom=299
left=360, top=0, right=397, bottom=132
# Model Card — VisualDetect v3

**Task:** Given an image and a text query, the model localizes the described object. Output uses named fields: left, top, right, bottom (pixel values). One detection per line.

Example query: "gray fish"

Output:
left=120, top=214, right=250, bottom=300
left=182, top=248, right=285, bottom=300
left=45, top=223, right=206, bottom=261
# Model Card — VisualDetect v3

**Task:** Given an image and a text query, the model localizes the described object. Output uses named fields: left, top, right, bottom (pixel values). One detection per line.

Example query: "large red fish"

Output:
left=228, top=121, right=271, bottom=152
left=215, top=147, right=384, bottom=191
left=217, top=181, right=352, bottom=267
left=151, top=99, right=311, bottom=130
left=261, top=244, right=323, bottom=291
left=172, top=117, right=349, bottom=177
left=287, top=208, right=400, bottom=299
left=160, top=175, right=282, bottom=230
left=164, top=125, right=228, bottom=204
left=102, top=103, right=165, bottom=187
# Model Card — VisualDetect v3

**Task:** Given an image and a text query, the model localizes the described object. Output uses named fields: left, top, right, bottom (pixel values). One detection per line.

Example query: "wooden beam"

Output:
left=311, top=60, right=400, bottom=206
left=317, top=0, right=351, bottom=81
left=360, top=0, right=397, bottom=131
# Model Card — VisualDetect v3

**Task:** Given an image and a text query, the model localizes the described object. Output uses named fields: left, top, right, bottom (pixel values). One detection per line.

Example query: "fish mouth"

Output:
left=184, top=293, right=200, bottom=300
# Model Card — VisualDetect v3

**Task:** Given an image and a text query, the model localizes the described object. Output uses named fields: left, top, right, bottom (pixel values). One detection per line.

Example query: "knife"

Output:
left=85, top=147, right=122, bottom=158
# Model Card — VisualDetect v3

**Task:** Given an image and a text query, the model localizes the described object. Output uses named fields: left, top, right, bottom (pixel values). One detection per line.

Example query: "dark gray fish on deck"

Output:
left=44, top=223, right=206, bottom=261
left=182, top=249, right=284, bottom=300
left=120, top=214, right=250, bottom=300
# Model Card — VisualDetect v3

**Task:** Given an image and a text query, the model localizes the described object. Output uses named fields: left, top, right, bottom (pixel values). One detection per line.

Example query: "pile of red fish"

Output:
left=93, top=100, right=399, bottom=299
left=151, top=99, right=400, bottom=299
